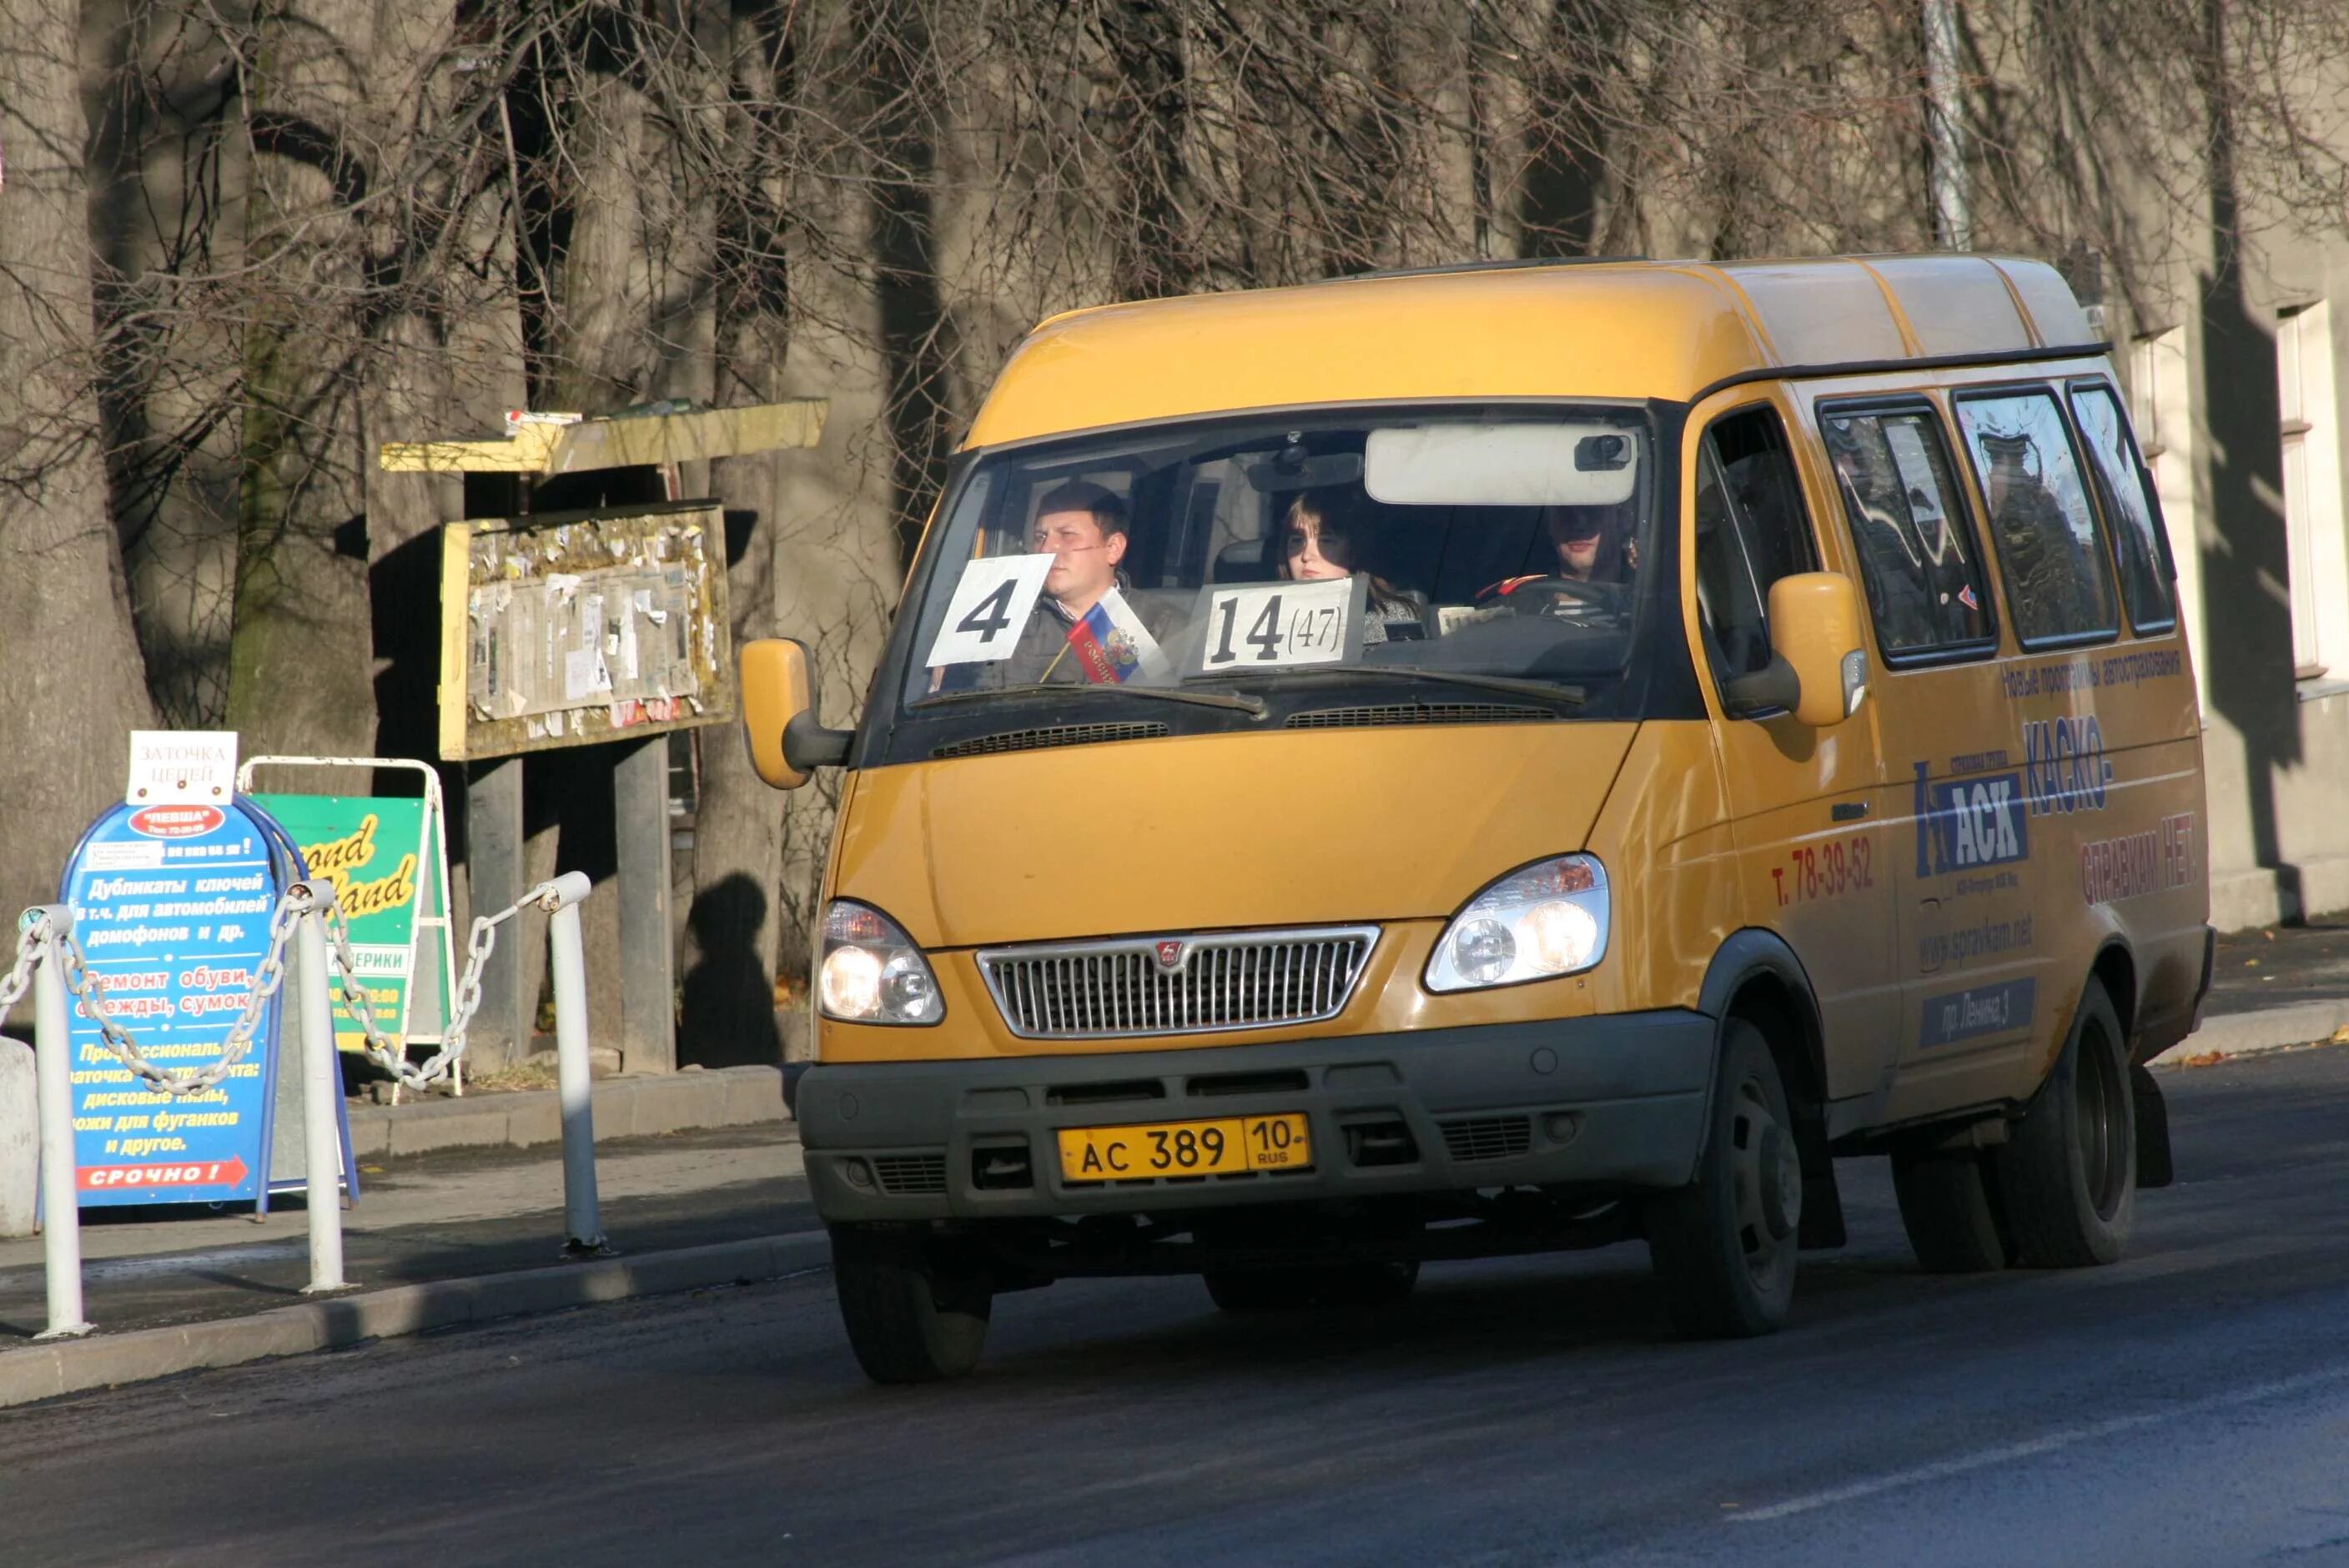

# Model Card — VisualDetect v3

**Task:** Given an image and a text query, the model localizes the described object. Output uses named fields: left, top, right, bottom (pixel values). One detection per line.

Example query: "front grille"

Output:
left=933, top=721, right=1168, bottom=759
left=1441, top=1115, right=1533, bottom=1163
left=872, top=1154, right=948, bottom=1195
left=979, top=927, right=1379, bottom=1039
left=1285, top=703, right=1555, bottom=730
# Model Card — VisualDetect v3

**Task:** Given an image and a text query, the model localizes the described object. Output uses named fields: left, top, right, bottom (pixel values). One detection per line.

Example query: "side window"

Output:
left=1693, top=408, right=1821, bottom=679
left=2067, top=382, right=2179, bottom=633
left=1820, top=406, right=1994, bottom=656
left=1954, top=389, right=2120, bottom=646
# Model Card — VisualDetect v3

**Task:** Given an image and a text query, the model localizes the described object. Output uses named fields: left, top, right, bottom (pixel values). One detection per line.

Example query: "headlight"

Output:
left=1424, top=855, right=1609, bottom=993
left=817, top=900, right=944, bottom=1024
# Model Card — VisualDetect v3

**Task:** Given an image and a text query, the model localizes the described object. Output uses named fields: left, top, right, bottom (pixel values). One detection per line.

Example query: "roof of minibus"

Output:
left=962, top=254, right=2096, bottom=449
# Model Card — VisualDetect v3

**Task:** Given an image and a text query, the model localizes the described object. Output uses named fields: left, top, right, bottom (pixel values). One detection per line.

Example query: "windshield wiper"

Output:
left=913, top=681, right=1267, bottom=717
left=1188, top=666, right=1586, bottom=708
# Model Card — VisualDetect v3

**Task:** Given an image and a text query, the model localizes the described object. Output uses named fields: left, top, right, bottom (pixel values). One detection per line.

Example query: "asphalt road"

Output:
left=4, top=1046, right=2348, bottom=1567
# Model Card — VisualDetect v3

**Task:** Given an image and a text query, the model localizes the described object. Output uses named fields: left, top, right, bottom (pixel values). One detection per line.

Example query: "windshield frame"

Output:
left=851, top=398, right=1700, bottom=770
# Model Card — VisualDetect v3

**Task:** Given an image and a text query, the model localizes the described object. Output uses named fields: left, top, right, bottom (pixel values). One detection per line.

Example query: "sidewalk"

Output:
left=0, top=1118, right=820, bottom=1406
left=2154, top=918, right=2349, bottom=1064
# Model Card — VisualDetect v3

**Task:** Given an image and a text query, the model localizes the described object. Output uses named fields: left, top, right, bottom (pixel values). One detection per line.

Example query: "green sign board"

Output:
left=247, top=793, right=452, bottom=1054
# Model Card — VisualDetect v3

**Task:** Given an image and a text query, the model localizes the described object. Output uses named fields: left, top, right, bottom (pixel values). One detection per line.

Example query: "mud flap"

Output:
left=1796, top=1103, right=1847, bottom=1250
left=2132, top=1063, right=2174, bottom=1189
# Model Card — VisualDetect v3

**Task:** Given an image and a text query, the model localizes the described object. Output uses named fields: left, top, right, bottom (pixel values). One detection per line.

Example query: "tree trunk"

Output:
left=0, top=0, right=158, bottom=935
left=225, top=0, right=386, bottom=761
left=682, top=0, right=797, bottom=1069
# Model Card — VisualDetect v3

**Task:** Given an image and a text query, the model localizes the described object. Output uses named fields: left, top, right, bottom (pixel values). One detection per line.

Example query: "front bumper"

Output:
left=796, top=1011, right=1715, bottom=1222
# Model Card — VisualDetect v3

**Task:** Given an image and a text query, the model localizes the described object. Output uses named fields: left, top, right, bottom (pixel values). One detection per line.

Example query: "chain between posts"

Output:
left=0, top=918, right=41, bottom=1023
left=318, top=879, right=564, bottom=1089
left=43, top=878, right=565, bottom=1097
left=58, top=892, right=302, bottom=1097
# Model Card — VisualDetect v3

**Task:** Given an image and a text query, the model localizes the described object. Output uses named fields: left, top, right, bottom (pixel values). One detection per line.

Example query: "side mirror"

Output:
left=739, top=638, right=851, bottom=791
left=1763, top=573, right=1869, bottom=728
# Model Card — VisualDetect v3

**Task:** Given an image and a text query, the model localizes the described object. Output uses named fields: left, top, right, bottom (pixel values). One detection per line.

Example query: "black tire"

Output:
left=1990, top=979, right=2135, bottom=1268
left=1643, top=1018, right=1801, bottom=1338
left=1891, top=1146, right=2010, bottom=1273
left=1203, top=1260, right=1420, bottom=1313
left=832, top=1231, right=993, bottom=1384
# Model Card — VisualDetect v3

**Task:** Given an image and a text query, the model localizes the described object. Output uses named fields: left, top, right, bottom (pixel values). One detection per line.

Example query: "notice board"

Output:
left=438, top=500, right=732, bottom=761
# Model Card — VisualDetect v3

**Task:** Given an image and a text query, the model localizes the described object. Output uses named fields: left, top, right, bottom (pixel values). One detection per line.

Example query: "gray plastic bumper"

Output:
left=796, top=1011, right=1716, bottom=1223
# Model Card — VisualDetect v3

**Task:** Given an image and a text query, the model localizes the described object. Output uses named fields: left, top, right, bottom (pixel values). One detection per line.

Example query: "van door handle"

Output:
left=1831, top=801, right=1869, bottom=822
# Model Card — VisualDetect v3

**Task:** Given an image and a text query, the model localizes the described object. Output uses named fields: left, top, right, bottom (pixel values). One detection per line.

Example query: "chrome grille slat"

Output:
left=978, top=926, right=1379, bottom=1040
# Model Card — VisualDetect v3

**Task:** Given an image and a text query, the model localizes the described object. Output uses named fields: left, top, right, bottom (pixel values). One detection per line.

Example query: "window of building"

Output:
left=2068, top=382, right=2177, bottom=633
left=1819, top=404, right=1994, bottom=657
left=1953, top=389, right=2120, bottom=646
left=2276, top=302, right=2349, bottom=681
left=1693, top=407, right=1820, bottom=681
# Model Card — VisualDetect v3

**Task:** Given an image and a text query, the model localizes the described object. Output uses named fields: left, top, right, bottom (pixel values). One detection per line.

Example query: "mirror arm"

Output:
left=783, top=709, right=853, bottom=771
left=1721, top=654, right=1802, bottom=718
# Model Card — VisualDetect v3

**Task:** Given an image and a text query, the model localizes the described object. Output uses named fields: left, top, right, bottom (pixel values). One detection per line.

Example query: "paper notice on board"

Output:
left=563, top=647, right=606, bottom=701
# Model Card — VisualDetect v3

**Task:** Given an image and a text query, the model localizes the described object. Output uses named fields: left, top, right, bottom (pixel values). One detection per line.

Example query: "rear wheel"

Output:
left=1643, top=1018, right=1800, bottom=1337
left=1891, top=1145, right=2009, bottom=1273
left=1203, top=1261, right=1420, bottom=1313
left=1990, top=979, right=2135, bottom=1268
left=832, top=1230, right=993, bottom=1384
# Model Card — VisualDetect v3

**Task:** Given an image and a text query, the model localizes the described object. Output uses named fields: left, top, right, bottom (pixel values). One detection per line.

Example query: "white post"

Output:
left=27, top=907, right=90, bottom=1339
left=544, top=872, right=606, bottom=1254
left=1922, top=0, right=1971, bottom=252
left=293, top=886, right=348, bottom=1293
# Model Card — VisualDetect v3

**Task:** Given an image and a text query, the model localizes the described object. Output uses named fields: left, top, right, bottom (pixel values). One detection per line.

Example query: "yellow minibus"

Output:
left=742, top=254, right=2211, bottom=1382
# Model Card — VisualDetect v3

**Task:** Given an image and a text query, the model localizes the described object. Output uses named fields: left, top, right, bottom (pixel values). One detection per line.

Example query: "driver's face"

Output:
left=1549, top=511, right=1604, bottom=580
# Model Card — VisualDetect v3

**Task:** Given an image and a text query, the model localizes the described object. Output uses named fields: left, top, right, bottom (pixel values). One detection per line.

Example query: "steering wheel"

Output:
left=1484, top=575, right=1627, bottom=621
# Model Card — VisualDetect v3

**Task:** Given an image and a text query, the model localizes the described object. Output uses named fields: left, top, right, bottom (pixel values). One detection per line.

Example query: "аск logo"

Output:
left=1913, top=763, right=2030, bottom=877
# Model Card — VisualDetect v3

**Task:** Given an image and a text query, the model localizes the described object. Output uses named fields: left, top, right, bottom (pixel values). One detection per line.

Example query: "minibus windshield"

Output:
left=895, top=407, right=1667, bottom=730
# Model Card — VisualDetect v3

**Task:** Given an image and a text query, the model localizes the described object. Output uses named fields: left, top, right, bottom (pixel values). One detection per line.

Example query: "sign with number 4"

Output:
left=927, top=554, right=1053, bottom=666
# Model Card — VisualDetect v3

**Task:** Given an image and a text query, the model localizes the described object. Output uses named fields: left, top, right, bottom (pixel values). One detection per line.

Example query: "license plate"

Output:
left=1057, top=1112, right=1311, bottom=1183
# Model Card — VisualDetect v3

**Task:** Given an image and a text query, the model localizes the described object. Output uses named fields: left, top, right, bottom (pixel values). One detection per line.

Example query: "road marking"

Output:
left=1732, top=1361, right=2349, bottom=1523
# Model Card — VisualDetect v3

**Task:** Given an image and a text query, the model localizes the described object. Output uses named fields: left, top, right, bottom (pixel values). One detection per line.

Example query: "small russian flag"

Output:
left=1064, top=588, right=1166, bottom=684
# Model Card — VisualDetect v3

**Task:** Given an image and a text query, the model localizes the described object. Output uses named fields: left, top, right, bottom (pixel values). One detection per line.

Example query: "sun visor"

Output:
left=1364, top=423, right=1639, bottom=507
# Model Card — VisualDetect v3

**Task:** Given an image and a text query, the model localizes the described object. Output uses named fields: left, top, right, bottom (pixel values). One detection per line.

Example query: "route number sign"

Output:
left=927, top=554, right=1052, bottom=666
left=1195, top=577, right=1362, bottom=671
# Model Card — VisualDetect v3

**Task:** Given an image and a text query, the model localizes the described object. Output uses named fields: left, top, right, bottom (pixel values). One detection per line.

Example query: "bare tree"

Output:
left=0, top=0, right=158, bottom=930
left=13, top=0, right=2349, bottom=1018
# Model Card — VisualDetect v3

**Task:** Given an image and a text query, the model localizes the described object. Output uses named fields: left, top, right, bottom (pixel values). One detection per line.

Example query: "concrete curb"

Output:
left=2150, top=1001, right=2349, bottom=1066
left=350, top=1063, right=788, bottom=1158
left=0, top=1229, right=832, bottom=1410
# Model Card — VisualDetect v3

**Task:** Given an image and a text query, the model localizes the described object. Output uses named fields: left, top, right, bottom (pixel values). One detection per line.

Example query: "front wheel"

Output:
left=1204, top=1260, right=1419, bottom=1313
left=832, top=1230, right=993, bottom=1384
left=1643, top=1018, right=1800, bottom=1337
left=1990, top=979, right=2135, bottom=1268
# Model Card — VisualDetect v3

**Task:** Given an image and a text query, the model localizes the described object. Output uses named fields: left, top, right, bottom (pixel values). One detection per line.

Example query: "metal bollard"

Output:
left=543, top=872, right=606, bottom=1254
left=291, top=885, right=349, bottom=1293
left=25, top=907, right=91, bottom=1339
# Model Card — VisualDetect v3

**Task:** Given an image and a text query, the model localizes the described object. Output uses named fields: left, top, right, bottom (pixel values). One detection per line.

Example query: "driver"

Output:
left=1544, top=504, right=1637, bottom=582
left=995, top=481, right=1170, bottom=685
left=1474, top=502, right=1637, bottom=616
